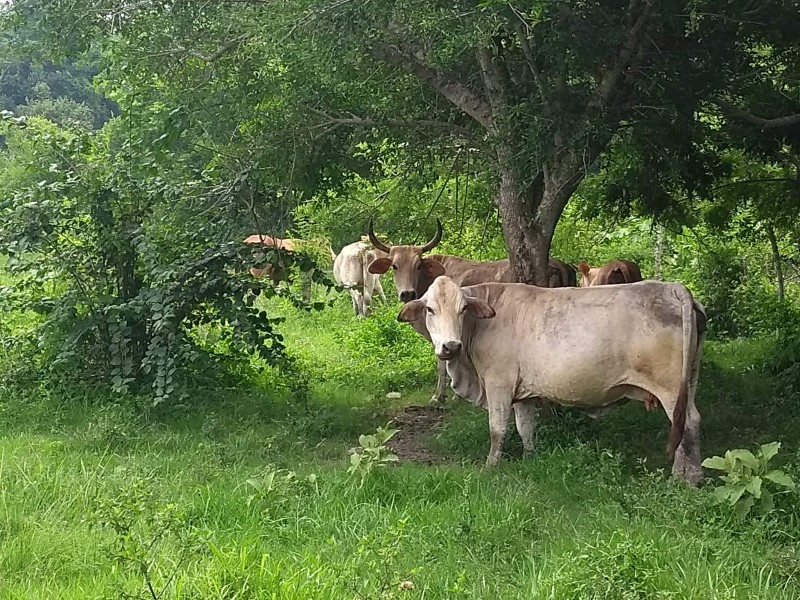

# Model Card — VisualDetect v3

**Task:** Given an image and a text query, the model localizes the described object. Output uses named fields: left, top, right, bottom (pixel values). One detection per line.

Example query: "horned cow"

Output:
left=398, top=276, right=707, bottom=485
left=367, top=219, right=576, bottom=404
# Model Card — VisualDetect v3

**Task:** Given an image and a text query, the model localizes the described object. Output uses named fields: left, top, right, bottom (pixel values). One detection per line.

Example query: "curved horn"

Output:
left=367, top=218, right=391, bottom=253
left=418, top=218, right=443, bottom=254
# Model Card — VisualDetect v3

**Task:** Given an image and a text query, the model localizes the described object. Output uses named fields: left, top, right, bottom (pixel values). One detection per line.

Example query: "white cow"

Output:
left=397, top=276, right=707, bottom=484
left=332, top=241, right=388, bottom=317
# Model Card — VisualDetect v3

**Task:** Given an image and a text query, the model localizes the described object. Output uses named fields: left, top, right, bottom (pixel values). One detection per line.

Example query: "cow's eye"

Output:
left=416, top=263, right=422, bottom=270
left=426, top=307, right=434, bottom=315
left=459, top=306, right=467, bottom=314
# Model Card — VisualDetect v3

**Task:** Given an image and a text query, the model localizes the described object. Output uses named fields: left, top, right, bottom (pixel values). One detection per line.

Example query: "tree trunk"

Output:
left=494, top=148, right=583, bottom=287
left=766, top=224, right=785, bottom=303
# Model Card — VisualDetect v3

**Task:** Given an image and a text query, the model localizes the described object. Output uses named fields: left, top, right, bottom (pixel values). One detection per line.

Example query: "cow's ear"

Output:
left=578, top=260, right=590, bottom=275
left=420, top=258, right=446, bottom=277
left=465, top=298, right=496, bottom=319
left=397, top=300, right=425, bottom=323
left=368, top=257, right=392, bottom=274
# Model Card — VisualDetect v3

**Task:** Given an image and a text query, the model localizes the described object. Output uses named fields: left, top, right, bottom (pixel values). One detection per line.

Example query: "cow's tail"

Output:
left=667, top=286, right=697, bottom=460
left=329, top=246, right=337, bottom=262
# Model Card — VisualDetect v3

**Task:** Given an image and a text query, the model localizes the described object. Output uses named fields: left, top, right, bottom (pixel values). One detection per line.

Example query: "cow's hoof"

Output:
left=672, top=463, right=703, bottom=487
left=429, top=395, right=447, bottom=406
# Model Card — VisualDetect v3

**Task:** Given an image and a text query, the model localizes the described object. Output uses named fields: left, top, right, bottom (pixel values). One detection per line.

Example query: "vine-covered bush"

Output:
left=0, top=112, right=331, bottom=404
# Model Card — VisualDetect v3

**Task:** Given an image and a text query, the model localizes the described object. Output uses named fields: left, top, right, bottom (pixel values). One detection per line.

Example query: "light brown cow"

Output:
left=397, top=276, right=707, bottom=485
left=243, top=234, right=312, bottom=302
left=367, top=219, right=576, bottom=403
left=331, top=241, right=388, bottom=317
left=578, top=259, right=643, bottom=287
left=243, top=234, right=298, bottom=282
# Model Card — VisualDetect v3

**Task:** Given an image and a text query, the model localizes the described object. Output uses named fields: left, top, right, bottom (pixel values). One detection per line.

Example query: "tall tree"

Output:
left=13, top=0, right=799, bottom=285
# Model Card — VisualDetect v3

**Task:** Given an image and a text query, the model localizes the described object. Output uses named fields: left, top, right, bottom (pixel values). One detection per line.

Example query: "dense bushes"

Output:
left=0, top=113, right=332, bottom=404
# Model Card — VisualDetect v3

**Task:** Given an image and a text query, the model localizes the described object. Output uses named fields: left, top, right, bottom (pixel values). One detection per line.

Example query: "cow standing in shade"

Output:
left=578, top=259, right=643, bottom=286
left=243, top=234, right=311, bottom=302
left=397, top=276, right=707, bottom=484
left=331, top=240, right=388, bottom=317
left=367, top=219, right=576, bottom=403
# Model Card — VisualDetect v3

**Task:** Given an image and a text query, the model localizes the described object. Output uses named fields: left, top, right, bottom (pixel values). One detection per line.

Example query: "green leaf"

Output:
left=729, top=449, right=759, bottom=471
left=350, top=452, right=362, bottom=466
left=764, top=470, right=796, bottom=490
left=702, top=456, right=729, bottom=471
left=745, top=476, right=762, bottom=499
left=759, top=442, right=780, bottom=464
left=758, top=489, right=774, bottom=516
left=359, top=434, right=378, bottom=448
left=712, top=485, right=733, bottom=504
left=728, top=483, right=747, bottom=505
left=734, top=495, right=755, bottom=519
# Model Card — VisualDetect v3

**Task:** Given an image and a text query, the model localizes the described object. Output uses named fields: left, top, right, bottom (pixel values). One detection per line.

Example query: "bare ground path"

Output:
left=386, top=404, right=448, bottom=464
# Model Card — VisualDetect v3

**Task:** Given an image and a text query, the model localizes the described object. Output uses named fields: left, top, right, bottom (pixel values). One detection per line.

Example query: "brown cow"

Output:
left=243, top=234, right=311, bottom=302
left=367, top=219, right=575, bottom=403
left=578, top=259, right=642, bottom=287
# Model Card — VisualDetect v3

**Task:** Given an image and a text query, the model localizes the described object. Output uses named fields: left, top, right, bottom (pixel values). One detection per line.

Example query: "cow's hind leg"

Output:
left=485, top=386, right=513, bottom=468
left=347, top=289, right=358, bottom=316
left=430, top=359, right=449, bottom=404
left=671, top=404, right=702, bottom=485
left=375, top=280, right=388, bottom=305
left=513, top=400, right=537, bottom=457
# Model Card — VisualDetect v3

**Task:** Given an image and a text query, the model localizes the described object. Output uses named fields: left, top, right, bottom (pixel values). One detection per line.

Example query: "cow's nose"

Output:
left=443, top=341, right=462, bottom=356
left=399, top=290, right=417, bottom=302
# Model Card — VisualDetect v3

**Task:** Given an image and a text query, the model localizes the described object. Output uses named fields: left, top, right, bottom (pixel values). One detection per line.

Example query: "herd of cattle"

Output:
left=244, top=221, right=707, bottom=485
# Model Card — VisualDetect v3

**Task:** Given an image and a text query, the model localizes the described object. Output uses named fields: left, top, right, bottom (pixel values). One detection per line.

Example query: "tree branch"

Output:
left=509, top=13, right=551, bottom=115
left=712, top=177, right=795, bottom=191
left=591, top=0, right=654, bottom=110
left=711, top=97, right=800, bottom=132
left=371, top=43, right=494, bottom=132
left=476, top=46, right=505, bottom=128
left=305, top=107, right=478, bottom=141
left=150, top=34, right=249, bottom=62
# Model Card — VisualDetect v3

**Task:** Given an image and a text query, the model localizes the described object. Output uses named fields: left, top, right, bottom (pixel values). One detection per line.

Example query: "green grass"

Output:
left=2, top=291, right=800, bottom=598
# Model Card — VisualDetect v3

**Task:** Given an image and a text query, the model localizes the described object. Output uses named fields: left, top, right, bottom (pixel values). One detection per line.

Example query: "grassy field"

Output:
left=1, top=292, right=800, bottom=598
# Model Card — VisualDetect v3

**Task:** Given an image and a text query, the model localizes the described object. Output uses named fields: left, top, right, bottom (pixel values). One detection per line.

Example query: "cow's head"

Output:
left=577, top=260, right=600, bottom=287
left=367, top=218, right=445, bottom=302
left=397, top=276, right=495, bottom=360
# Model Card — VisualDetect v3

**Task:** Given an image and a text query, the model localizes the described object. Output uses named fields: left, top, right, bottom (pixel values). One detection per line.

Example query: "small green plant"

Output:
left=332, top=516, right=420, bottom=599
left=245, top=468, right=319, bottom=511
left=702, top=442, right=796, bottom=519
left=347, top=424, right=400, bottom=480
left=93, top=479, right=204, bottom=599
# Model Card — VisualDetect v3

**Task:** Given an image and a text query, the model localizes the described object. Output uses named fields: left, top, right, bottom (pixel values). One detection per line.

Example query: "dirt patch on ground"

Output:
left=387, top=404, right=448, bottom=465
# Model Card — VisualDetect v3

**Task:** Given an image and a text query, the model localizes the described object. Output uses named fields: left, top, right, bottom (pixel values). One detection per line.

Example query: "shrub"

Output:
left=702, top=442, right=796, bottom=519
left=0, top=113, right=332, bottom=405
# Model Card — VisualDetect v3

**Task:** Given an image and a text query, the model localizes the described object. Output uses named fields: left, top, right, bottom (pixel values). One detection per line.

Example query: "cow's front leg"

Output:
left=513, top=399, right=537, bottom=457
left=430, top=358, right=449, bottom=404
left=486, top=388, right=513, bottom=468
